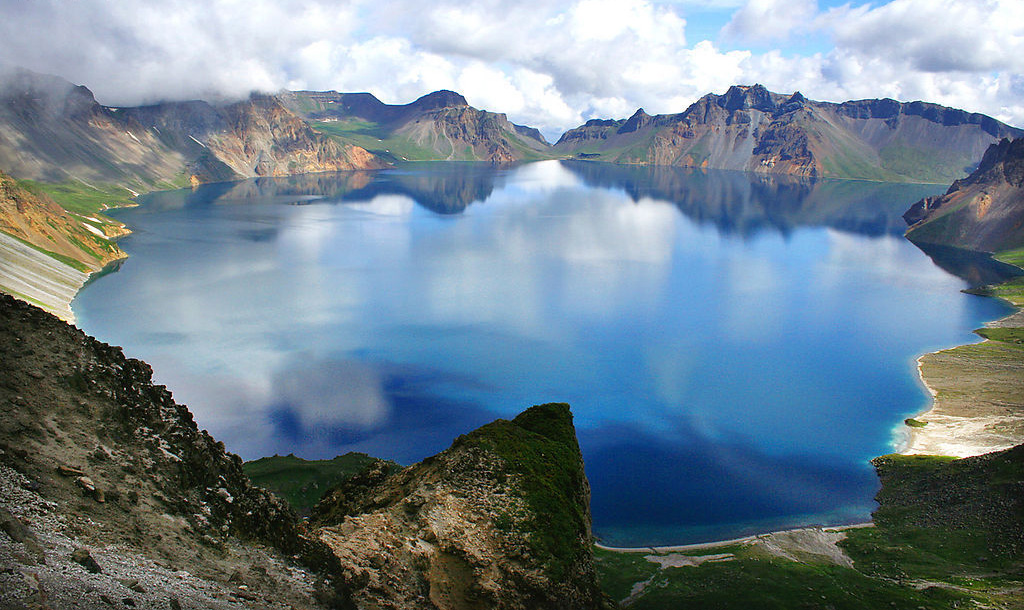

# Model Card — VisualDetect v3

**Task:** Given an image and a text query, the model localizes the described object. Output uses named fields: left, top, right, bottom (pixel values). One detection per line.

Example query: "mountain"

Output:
left=555, top=84, right=1023, bottom=183
left=0, top=68, right=385, bottom=189
left=280, top=90, right=551, bottom=164
left=308, top=402, right=602, bottom=610
left=904, top=137, right=1024, bottom=253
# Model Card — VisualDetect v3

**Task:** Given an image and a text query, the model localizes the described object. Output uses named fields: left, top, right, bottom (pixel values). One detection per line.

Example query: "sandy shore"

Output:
left=901, top=307, right=1024, bottom=458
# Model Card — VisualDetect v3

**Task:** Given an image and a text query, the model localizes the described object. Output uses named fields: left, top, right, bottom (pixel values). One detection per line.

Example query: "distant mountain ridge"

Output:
left=555, top=84, right=1023, bottom=183
left=0, top=68, right=385, bottom=189
left=280, top=89, right=551, bottom=164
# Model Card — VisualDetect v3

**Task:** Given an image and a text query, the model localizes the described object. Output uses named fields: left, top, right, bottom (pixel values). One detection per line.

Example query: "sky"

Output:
left=1, top=0, right=1021, bottom=141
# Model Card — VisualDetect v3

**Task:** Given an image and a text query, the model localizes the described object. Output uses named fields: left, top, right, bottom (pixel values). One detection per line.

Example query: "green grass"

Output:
left=455, top=403, right=590, bottom=581
left=242, top=452, right=396, bottom=515
left=595, top=545, right=971, bottom=610
left=903, top=418, right=928, bottom=428
left=24, top=180, right=137, bottom=216
left=975, top=326, right=1024, bottom=345
left=312, top=120, right=451, bottom=162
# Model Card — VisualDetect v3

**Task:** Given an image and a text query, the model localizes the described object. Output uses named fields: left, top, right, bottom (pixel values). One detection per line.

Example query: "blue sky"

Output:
left=0, top=0, right=1020, bottom=140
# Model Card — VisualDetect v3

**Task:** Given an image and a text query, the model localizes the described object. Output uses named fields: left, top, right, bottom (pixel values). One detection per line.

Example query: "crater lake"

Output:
left=72, top=161, right=1013, bottom=546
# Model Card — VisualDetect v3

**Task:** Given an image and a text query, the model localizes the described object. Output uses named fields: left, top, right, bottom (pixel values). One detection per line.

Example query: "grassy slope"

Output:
left=242, top=452, right=396, bottom=516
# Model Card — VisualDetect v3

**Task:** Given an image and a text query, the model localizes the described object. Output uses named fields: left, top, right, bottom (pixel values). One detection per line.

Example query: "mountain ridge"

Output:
left=555, top=84, right=1023, bottom=183
left=905, top=137, right=1024, bottom=252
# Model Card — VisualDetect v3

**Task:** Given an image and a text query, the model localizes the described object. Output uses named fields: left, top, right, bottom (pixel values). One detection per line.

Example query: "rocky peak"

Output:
left=720, top=84, right=776, bottom=113
left=410, top=89, right=470, bottom=112
left=619, top=108, right=653, bottom=134
left=310, top=402, right=602, bottom=609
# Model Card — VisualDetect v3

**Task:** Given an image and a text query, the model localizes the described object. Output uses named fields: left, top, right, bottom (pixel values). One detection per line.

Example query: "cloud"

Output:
left=0, top=0, right=1022, bottom=139
left=722, top=0, right=818, bottom=43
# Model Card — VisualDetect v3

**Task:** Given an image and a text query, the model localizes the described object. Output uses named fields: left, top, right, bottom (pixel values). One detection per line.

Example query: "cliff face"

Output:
left=0, top=68, right=386, bottom=188
left=282, top=90, right=551, bottom=164
left=555, top=84, right=1023, bottom=183
left=904, top=137, right=1024, bottom=252
left=310, top=403, right=602, bottom=610
left=122, top=94, right=386, bottom=185
left=0, top=68, right=186, bottom=185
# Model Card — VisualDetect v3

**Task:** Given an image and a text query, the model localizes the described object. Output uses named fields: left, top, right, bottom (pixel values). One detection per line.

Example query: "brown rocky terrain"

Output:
left=0, top=170, right=126, bottom=269
left=905, top=137, right=1024, bottom=253
left=0, top=170, right=128, bottom=321
left=309, top=403, right=603, bottom=610
left=554, top=85, right=1022, bottom=183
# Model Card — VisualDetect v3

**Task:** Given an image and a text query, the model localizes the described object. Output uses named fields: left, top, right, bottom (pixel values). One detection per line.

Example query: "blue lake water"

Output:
left=73, top=161, right=1013, bottom=546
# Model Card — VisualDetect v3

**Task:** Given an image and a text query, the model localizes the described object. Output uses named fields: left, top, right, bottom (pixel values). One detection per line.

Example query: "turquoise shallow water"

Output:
left=73, top=161, right=1012, bottom=546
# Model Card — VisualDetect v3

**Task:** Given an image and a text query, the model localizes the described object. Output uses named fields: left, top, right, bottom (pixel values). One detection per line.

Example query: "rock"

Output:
left=311, top=403, right=602, bottom=610
left=71, top=547, right=102, bottom=574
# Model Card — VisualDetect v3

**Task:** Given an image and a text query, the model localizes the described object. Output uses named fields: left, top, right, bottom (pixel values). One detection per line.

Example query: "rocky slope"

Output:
left=0, top=170, right=127, bottom=321
left=555, top=85, right=1023, bottom=183
left=281, top=90, right=551, bottom=164
left=904, top=137, right=1024, bottom=252
left=0, top=292, right=353, bottom=609
left=0, top=68, right=385, bottom=188
left=309, top=402, right=602, bottom=610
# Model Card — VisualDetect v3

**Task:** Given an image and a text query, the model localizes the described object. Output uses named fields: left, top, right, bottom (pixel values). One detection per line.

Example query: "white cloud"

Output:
left=722, top=0, right=818, bottom=43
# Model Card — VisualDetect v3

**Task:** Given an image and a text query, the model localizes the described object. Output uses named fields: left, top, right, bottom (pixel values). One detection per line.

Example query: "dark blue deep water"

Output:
left=73, top=161, right=1012, bottom=546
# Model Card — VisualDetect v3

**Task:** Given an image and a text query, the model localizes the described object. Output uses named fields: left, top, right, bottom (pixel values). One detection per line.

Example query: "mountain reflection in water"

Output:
left=73, top=161, right=1011, bottom=546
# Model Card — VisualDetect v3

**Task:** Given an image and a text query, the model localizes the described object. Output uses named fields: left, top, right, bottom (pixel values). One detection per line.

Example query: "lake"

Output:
left=73, top=161, right=1013, bottom=546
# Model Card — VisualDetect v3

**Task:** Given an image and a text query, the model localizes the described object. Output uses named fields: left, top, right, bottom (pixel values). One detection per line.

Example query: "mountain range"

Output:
left=554, top=84, right=1023, bottom=183
left=1, top=68, right=1022, bottom=190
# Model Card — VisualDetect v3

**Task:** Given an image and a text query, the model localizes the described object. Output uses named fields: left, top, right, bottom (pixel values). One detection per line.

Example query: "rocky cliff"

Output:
left=281, top=90, right=551, bottom=164
left=0, top=68, right=385, bottom=188
left=123, top=94, right=386, bottom=185
left=309, top=403, right=603, bottom=610
left=555, top=85, right=1023, bottom=183
left=904, top=137, right=1024, bottom=253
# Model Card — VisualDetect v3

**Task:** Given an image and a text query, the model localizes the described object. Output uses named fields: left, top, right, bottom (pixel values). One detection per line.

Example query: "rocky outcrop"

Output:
left=904, top=137, right=1024, bottom=253
left=309, top=403, right=603, bottom=610
left=555, top=84, right=1023, bottom=183
left=0, top=292, right=351, bottom=609
left=0, top=170, right=125, bottom=271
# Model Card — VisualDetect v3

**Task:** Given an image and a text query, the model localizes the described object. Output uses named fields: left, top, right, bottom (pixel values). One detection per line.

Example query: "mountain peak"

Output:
left=410, top=89, right=469, bottom=111
left=721, top=84, right=776, bottom=113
